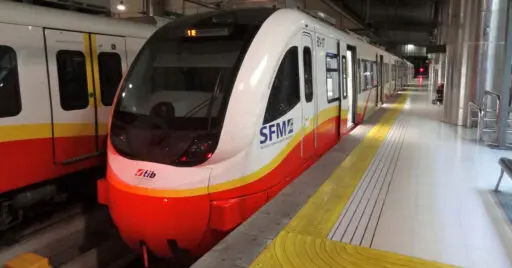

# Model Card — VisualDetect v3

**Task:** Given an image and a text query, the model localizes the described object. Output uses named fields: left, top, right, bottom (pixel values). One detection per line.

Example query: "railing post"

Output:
left=467, top=104, right=472, bottom=128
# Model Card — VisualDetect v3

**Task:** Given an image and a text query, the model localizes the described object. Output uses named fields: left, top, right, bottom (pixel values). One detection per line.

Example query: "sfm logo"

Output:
left=135, top=169, right=156, bottom=178
left=260, top=118, right=293, bottom=145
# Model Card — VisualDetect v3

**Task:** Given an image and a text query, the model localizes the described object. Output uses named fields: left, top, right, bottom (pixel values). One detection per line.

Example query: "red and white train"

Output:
left=97, top=8, right=413, bottom=258
left=0, top=1, right=154, bottom=229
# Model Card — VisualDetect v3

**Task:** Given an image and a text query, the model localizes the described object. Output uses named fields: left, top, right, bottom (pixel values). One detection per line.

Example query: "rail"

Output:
left=467, top=91, right=502, bottom=143
left=482, top=90, right=501, bottom=117
left=467, top=102, right=483, bottom=141
left=481, top=91, right=502, bottom=145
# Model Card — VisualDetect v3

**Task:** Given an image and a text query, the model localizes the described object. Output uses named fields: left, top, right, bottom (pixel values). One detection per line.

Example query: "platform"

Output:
left=193, top=79, right=512, bottom=268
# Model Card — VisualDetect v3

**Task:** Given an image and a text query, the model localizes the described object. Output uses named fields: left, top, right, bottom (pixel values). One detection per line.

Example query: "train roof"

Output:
left=297, top=9, right=408, bottom=62
left=0, top=1, right=155, bottom=38
left=274, top=8, right=406, bottom=62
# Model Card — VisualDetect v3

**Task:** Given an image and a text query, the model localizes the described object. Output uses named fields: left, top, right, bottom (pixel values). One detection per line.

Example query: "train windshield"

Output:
left=110, top=9, right=273, bottom=167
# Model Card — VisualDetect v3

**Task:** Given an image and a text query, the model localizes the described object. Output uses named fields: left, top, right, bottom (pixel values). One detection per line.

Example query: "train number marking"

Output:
left=316, top=36, right=325, bottom=48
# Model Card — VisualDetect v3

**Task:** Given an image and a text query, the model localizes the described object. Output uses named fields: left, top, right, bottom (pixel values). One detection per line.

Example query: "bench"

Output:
left=495, top=157, right=512, bottom=191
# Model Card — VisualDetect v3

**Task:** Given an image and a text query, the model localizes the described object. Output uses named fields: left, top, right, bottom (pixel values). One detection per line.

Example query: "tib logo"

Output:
left=135, top=169, right=156, bottom=179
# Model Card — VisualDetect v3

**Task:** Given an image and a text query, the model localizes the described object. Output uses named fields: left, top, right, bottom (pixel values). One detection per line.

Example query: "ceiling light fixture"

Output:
left=116, top=0, right=126, bottom=11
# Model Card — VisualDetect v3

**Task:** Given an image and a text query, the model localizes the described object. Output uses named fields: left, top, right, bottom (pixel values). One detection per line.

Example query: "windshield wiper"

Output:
left=207, top=72, right=223, bottom=131
left=180, top=71, right=223, bottom=120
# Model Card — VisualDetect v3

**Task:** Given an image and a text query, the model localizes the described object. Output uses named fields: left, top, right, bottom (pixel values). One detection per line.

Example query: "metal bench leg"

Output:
left=495, top=169, right=505, bottom=191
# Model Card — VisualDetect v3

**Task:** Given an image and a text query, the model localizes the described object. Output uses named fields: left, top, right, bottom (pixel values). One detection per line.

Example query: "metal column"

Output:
left=497, top=0, right=512, bottom=148
left=438, top=0, right=450, bottom=85
left=443, top=0, right=466, bottom=125
left=475, top=0, right=510, bottom=146
left=458, top=0, right=482, bottom=125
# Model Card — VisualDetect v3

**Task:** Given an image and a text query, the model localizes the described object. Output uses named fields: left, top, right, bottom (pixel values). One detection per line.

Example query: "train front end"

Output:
left=97, top=9, right=275, bottom=258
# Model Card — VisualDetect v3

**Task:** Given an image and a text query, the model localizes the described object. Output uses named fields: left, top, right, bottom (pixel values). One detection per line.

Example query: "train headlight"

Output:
left=176, top=134, right=217, bottom=166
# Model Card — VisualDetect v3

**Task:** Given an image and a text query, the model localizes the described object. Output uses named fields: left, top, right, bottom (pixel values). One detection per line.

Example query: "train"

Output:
left=0, top=1, right=155, bottom=230
left=97, top=7, right=413, bottom=259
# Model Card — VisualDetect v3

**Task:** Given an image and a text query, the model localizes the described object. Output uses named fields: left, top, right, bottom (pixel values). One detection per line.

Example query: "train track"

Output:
left=0, top=205, right=192, bottom=267
left=0, top=206, right=134, bottom=267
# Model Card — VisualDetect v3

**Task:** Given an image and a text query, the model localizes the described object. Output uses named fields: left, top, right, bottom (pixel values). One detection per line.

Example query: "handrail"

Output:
left=467, top=102, right=481, bottom=126
left=484, top=90, right=501, bottom=100
left=467, top=102, right=483, bottom=141
left=467, top=91, right=502, bottom=144
left=480, top=90, right=502, bottom=144
left=482, top=90, right=501, bottom=124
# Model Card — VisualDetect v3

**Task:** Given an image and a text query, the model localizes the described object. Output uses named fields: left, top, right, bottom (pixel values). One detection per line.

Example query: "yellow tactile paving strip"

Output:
left=251, top=94, right=457, bottom=268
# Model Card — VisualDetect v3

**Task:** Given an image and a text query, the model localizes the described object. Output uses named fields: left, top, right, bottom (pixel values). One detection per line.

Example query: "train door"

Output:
left=44, top=29, right=99, bottom=164
left=301, top=32, right=316, bottom=160
left=338, top=42, right=347, bottom=137
left=375, top=54, right=379, bottom=106
left=394, top=61, right=397, bottom=92
left=346, top=45, right=358, bottom=128
left=379, top=54, right=384, bottom=104
left=341, top=55, right=348, bottom=131
left=91, top=34, right=127, bottom=151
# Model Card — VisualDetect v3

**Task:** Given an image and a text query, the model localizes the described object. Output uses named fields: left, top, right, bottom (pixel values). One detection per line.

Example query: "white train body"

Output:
left=99, top=8, right=414, bottom=257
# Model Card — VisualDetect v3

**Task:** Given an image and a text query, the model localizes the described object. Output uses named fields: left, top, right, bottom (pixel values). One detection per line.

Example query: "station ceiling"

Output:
left=16, top=0, right=442, bottom=50
left=336, top=0, right=441, bottom=48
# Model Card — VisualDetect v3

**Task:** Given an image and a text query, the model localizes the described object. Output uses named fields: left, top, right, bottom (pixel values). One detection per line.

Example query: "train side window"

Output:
left=387, top=64, right=390, bottom=83
left=372, top=62, right=377, bottom=87
left=56, top=50, right=89, bottom=111
left=368, top=62, right=372, bottom=88
left=383, top=63, right=386, bottom=84
left=303, top=46, right=313, bottom=102
left=341, top=56, right=348, bottom=99
left=325, top=53, right=340, bottom=103
left=263, top=46, right=300, bottom=124
left=0, top=46, right=21, bottom=118
left=362, top=60, right=368, bottom=91
left=358, top=59, right=362, bottom=93
left=384, top=63, right=388, bottom=83
left=98, top=52, right=123, bottom=106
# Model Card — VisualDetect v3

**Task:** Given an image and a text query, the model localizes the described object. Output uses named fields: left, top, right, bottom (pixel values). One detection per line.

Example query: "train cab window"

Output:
left=56, top=50, right=89, bottom=111
left=325, top=53, right=340, bottom=102
left=98, top=52, right=123, bottom=106
left=0, top=46, right=21, bottom=118
left=263, top=46, right=300, bottom=124
left=303, top=47, right=313, bottom=103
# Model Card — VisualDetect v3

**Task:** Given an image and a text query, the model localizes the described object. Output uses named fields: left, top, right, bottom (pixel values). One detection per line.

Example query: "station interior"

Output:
left=1, top=0, right=512, bottom=267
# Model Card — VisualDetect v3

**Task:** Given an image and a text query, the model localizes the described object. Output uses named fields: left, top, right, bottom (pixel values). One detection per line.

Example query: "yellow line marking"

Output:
left=0, top=123, right=108, bottom=142
left=4, top=253, right=51, bottom=268
left=83, top=34, right=95, bottom=108
left=284, top=96, right=406, bottom=237
left=251, top=94, right=457, bottom=267
left=90, top=34, right=103, bottom=107
left=252, top=232, right=452, bottom=268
